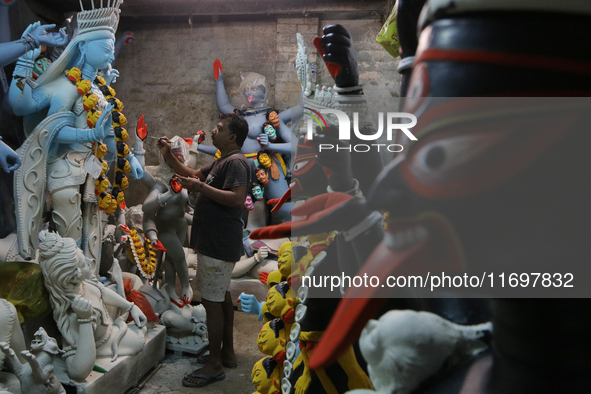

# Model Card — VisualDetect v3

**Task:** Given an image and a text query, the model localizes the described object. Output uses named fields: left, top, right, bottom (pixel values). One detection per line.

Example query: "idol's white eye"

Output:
left=409, top=131, right=505, bottom=176
left=293, top=160, right=309, bottom=172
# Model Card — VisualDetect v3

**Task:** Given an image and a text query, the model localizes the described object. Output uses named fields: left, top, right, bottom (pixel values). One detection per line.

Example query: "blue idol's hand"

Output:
left=20, top=22, right=42, bottom=60
left=238, top=293, right=261, bottom=316
left=257, top=134, right=269, bottom=148
left=105, top=68, right=120, bottom=85
left=93, top=104, right=115, bottom=142
left=0, top=140, right=21, bottom=173
left=128, top=155, right=144, bottom=180
left=31, top=24, right=68, bottom=47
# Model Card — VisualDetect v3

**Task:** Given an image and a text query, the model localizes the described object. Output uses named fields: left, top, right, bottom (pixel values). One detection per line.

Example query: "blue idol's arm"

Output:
left=279, top=102, right=303, bottom=125
left=197, top=144, right=218, bottom=156
left=216, top=78, right=236, bottom=114
left=104, top=130, right=116, bottom=162
left=0, top=41, right=32, bottom=68
left=54, top=126, right=102, bottom=144
left=266, top=142, right=292, bottom=156
left=213, top=59, right=236, bottom=113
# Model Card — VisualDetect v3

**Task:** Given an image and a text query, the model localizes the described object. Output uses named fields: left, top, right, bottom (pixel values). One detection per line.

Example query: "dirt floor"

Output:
left=139, top=310, right=263, bottom=394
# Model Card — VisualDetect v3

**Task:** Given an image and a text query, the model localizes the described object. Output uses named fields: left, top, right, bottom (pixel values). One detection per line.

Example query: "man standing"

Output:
left=157, top=113, right=250, bottom=388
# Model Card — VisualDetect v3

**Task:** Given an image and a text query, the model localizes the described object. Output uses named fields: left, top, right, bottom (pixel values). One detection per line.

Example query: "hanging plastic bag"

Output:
left=375, top=1, right=400, bottom=58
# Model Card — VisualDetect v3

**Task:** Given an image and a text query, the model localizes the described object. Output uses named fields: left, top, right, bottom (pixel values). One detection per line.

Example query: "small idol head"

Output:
left=33, top=57, right=51, bottom=78
left=256, top=168, right=269, bottom=186
left=266, top=109, right=279, bottom=127
left=263, top=123, right=277, bottom=141
left=252, top=185, right=264, bottom=200
left=258, top=152, right=272, bottom=168
left=83, top=93, right=98, bottom=111
left=86, top=108, right=101, bottom=127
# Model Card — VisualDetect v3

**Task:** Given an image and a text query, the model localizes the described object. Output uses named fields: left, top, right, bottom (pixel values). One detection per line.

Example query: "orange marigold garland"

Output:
left=66, top=67, right=131, bottom=215
left=126, top=230, right=158, bottom=279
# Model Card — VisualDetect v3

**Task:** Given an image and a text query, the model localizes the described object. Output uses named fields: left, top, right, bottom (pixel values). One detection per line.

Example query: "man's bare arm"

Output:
left=157, top=137, right=205, bottom=179
left=180, top=177, right=246, bottom=209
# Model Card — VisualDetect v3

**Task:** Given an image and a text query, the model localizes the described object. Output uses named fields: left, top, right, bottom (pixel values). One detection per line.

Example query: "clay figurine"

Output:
left=0, top=328, right=65, bottom=394
left=257, top=318, right=288, bottom=364
left=9, top=1, right=143, bottom=263
left=349, top=310, right=491, bottom=394
left=195, top=59, right=302, bottom=221
left=252, top=184, right=264, bottom=201
left=38, top=230, right=147, bottom=382
left=262, top=122, right=277, bottom=142
left=255, top=167, right=270, bottom=186
left=251, top=356, right=281, bottom=394
left=139, top=135, right=193, bottom=307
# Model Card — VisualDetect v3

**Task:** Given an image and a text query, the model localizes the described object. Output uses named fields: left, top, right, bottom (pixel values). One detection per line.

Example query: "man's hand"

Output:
left=179, top=176, right=202, bottom=193
left=157, top=137, right=172, bottom=157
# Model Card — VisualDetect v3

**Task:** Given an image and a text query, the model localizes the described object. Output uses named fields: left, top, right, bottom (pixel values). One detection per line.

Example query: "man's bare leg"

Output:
left=187, top=298, right=224, bottom=382
left=221, top=291, right=237, bottom=366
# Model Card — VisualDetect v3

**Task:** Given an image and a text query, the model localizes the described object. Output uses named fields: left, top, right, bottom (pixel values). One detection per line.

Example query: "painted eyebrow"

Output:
left=98, top=42, right=114, bottom=50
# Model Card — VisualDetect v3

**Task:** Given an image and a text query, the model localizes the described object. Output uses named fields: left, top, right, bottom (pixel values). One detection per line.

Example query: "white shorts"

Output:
left=195, top=252, right=235, bottom=302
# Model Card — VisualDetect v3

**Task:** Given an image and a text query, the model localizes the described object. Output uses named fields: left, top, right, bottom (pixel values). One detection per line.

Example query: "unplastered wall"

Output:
left=114, top=17, right=400, bottom=205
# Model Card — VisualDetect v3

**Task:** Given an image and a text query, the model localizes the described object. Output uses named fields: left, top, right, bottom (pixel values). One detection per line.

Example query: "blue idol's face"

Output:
left=263, top=124, right=277, bottom=141
left=252, top=185, right=264, bottom=200
left=83, top=38, right=115, bottom=70
left=244, top=83, right=266, bottom=107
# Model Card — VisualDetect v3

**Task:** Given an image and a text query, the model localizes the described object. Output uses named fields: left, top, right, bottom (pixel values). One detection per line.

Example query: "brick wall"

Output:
left=275, top=17, right=319, bottom=109
left=114, top=16, right=400, bottom=205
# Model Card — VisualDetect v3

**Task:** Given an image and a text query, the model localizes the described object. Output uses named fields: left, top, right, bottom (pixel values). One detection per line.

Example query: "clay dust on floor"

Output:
left=139, top=311, right=263, bottom=394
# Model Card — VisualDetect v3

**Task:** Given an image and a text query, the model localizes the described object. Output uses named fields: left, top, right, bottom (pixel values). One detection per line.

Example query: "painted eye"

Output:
left=293, top=161, right=309, bottom=172
left=292, top=153, right=317, bottom=175
left=409, top=131, right=504, bottom=175
left=403, top=129, right=512, bottom=199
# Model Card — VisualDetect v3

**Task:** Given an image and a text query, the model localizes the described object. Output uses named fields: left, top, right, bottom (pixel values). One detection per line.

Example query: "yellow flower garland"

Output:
left=66, top=67, right=130, bottom=215
left=126, top=229, right=158, bottom=279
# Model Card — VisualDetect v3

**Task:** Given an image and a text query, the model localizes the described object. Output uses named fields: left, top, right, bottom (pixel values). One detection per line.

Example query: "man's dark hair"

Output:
left=220, top=113, right=248, bottom=147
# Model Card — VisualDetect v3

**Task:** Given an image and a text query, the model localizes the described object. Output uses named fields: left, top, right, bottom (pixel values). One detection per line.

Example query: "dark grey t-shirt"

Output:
left=190, top=151, right=250, bottom=261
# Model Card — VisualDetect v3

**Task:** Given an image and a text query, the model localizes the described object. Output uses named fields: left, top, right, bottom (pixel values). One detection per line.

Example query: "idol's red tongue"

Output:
left=249, top=95, right=253, bottom=103
left=308, top=215, right=464, bottom=370
left=270, top=184, right=293, bottom=213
